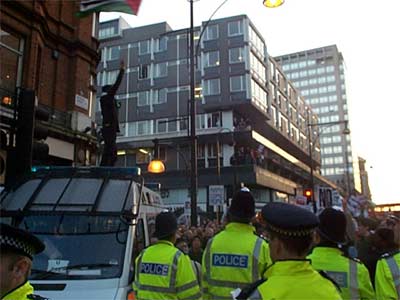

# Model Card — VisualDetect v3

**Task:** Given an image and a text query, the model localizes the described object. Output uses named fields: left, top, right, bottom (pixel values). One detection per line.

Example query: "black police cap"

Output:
left=0, top=223, right=45, bottom=259
left=261, top=202, right=319, bottom=237
left=229, top=187, right=255, bottom=221
left=153, top=212, right=178, bottom=239
left=318, top=207, right=347, bottom=244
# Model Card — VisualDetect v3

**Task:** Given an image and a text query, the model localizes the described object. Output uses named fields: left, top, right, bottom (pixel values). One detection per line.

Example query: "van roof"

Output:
left=0, top=167, right=144, bottom=217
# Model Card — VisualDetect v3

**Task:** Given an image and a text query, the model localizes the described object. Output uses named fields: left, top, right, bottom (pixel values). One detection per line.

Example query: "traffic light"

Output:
left=304, top=188, right=313, bottom=204
left=16, top=89, right=49, bottom=175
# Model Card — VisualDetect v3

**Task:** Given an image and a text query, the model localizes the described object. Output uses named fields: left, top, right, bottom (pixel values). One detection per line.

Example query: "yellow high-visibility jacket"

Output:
left=308, top=246, right=375, bottom=300
left=3, top=281, right=45, bottom=300
left=375, top=251, right=400, bottom=300
left=133, top=240, right=201, bottom=300
left=202, top=222, right=271, bottom=299
left=248, top=260, right=342, bottom=300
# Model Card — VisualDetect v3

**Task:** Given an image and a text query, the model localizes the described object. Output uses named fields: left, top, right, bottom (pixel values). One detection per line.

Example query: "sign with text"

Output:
left=209, top=185, right=224, bottom=206
left=75, top=94, right=89, bottom=110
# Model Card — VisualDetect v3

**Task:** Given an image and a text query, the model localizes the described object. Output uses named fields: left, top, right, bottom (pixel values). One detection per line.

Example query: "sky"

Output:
left=101, top=0, right=400, bottom=205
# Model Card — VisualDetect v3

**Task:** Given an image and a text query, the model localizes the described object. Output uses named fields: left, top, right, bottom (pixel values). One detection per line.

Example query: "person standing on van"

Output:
left=133, top=212, right=201, bottom=300
left=202, top=188, right=271, bottom=299
left=100, top=60, right=125, bottom=166
left=0, top=223, right=46, bottom=300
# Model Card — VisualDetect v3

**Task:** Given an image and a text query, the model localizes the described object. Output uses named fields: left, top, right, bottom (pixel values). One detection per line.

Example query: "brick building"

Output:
left=0, top=0, right=100, bottom=181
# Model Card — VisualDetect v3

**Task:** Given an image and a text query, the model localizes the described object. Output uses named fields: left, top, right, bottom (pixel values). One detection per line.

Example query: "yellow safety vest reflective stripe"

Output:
left=386, top=255, right=400, bottom=297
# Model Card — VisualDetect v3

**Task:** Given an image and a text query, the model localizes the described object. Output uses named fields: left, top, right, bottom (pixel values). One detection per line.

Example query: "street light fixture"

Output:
left=263, top=0, right=285, bottom=8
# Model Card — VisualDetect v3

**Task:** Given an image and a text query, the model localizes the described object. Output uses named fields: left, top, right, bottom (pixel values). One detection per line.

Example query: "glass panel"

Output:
left=36, top=179, right=70, bottom=204
left=59, top=179, right=103, bottom=205
left=98, top=180, right=131, bottom=212
left=1, top=179, right=41, bottom=210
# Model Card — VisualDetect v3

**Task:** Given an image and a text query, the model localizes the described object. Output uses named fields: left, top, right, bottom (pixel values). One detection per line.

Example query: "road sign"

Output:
left=209, top=185, right=224, bottom=206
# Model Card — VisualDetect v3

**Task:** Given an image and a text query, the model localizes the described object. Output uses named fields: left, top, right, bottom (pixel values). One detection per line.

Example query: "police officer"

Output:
left=133, top=212, right=201, bottom=300
left=308, top=208, right=375, bottom=300
left=247, top=202, right=342, bottom=300
left=374, top=224, right=400, bottom=299
left=0, top=223, right=46, bottom=300
left=202, top=188, right=271, bottom=299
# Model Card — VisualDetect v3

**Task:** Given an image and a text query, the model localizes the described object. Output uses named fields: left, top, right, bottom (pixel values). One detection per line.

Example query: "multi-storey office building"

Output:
left=275, top=46, right=357, bottom=195
left=96, top=15, right=337, bottom=209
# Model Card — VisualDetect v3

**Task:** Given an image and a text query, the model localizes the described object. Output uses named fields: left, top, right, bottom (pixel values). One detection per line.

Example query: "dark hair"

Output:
left=269, top=231, right=313, bottom=257
left=175, top=238, right=188, bottom=246
left=227, top=212, right=252, bottom=224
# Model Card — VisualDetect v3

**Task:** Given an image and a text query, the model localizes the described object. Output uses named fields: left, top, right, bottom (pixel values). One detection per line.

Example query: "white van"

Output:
left=0, top=167, right=166, bottom=300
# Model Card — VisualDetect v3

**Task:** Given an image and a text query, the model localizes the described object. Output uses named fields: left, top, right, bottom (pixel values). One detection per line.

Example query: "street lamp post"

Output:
left=188, top=0, right=284, bottom=226
left=308, top=120, right=350, bottom=213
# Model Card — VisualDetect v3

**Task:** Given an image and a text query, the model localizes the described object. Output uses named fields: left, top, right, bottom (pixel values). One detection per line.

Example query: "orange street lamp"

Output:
left=148, top=159, right=165, bottom=174
left=263, top=0, right=285, bottom=8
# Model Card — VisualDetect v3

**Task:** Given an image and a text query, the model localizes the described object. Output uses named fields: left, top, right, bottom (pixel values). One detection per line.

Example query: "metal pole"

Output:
left=308, top=123, right=316, bottom=213
left=189, top=0, right=198, bottom=226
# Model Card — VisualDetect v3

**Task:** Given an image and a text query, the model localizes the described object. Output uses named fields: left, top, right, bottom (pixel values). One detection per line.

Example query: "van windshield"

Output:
left=16, top=215, right=129, bottom=280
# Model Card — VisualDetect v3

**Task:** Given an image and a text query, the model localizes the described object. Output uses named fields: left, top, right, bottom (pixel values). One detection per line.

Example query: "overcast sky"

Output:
left=101, top=0, right=400, bottom=205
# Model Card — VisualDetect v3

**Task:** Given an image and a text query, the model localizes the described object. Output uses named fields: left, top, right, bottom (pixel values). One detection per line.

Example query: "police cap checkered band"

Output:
left=261, top=202, right=319, bottom=237
left=0, top=235, right=35, bottom=258
left=0, top=223, right=45, bottom=258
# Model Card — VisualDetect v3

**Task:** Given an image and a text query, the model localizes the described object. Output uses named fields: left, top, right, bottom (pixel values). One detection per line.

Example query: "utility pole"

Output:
left=189, top=0, right=198, bottom=226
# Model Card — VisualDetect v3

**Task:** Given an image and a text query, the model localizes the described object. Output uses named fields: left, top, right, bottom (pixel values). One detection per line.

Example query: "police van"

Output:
left=0, top=166, right=165, bottom=300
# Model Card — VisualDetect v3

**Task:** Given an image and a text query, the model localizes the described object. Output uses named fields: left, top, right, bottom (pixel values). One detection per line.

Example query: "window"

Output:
left=309, top=78, right=317, bottom=85
left=251, top=79, right=267, bottom=106
left=333, top=156, right=343, bottom=164
left=300, top=71, right=307, bottom=77
left=333, top=146, right=343, bottom=153
left=105, top=70, right=119, bottom=85
left=204, top=24, right=219, bottom=40
left=207, top=112, right=221, bottom=128
left=99, top=27, right=116, bottom=39
left=317, top=67, right=325, bottom=74
left=1, top=29, right=24, bottom=93
left=318, top=77, right=326, bottom=84
left=307, top=60, right=316, bottom=66
left=139, top=64, right=149, bottom=79
left=196, top=115, right=206, bottom=129
left=228, top=20, right=243, bottom=36
left=204, top=51, right=220, bottom=67
left=230, top=75, right=246, bottom=92
left=299, top=61, right=307, bottom=68
left=326, top=66, right=335, bottom=72
left=319, top=86, right=327, bottom=93
left=327, top=85, right=336, bottom=92
left=250, top=52, right=266, bottom=82
left=109, top=46, right=120, bottom=61
left=139, top=40, right=150, bottom=55
left=137, top=91, right=149, bottom=106
left=137, top=120, right=151, bottom=135
left=154, top=62, right=167, bottom=78
left=229, top=47, right=244, bottom=63
left=157, top=119, right=167, bottom=133
left=203, top=79, right=220, bottom=96
left=291, top=72, right=299, bottom=79
left=155, top=36, right=167, bottom=52
left=154, top=88, right=167, bottom=104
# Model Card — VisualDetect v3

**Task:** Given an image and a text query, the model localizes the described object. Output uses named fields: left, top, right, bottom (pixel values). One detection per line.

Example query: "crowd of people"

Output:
left=1, top=188, right=399, bottom=300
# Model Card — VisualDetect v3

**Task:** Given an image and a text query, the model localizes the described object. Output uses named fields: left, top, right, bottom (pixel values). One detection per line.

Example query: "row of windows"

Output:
left=99, top=27, right=117, bottom=39
left=318, top=115, right=340, bottom=123
left=251, top=79, right=267, bottom=107
left=321, top=135, right=342, bottom=144
left=306, top=95, right=338, bottom=105
left=292, top=75, right=336, bottom=88
left=301, top=85, right=336, bottom=96
left=321, top=145, right=347, bottom=155
left=281, top=60, right=316, bottom=71
left=250, top=51, right=266, bottom=82
left=124, top=112, right=222, bottom=136
left=322, top=167, right=348, bottom=176
left=249, top=26, right=265, bottom=60
left=312, top=105, right=339, bottom=114
left=322, top=156, right=344, bottom=165
left=286, top=65, right=335, bottom=79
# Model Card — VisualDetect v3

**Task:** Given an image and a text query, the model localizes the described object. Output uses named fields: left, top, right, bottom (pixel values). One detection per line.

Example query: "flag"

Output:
left=76, top=0, right=142, bottom=18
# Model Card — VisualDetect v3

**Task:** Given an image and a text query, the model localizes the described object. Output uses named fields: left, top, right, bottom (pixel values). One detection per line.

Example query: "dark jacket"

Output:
left=100, top=68, right=124, bottom=132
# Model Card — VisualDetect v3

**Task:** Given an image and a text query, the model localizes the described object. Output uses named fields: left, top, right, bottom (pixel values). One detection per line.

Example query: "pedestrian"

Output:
left=133, top=212, right=201, bottom=300
left=0, top=223, right=46, bottom=299
left=245, top=202, right=342, bottom=300
left=189, top=236, right=203, bottom=264
left=374, top=220, right=400, bottom=299
left=100, top=60, right=125, bottom=166
left=202, top=188, right=271, bottom=299
left=176, top=238, right=202, bottom=287
left=308, top=208, right=375, bottom=300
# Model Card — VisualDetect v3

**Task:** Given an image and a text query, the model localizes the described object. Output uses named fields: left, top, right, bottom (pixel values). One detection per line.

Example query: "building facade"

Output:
left=275, top=46, right=357, bottom=195
left=0, top=0, right=99, bottom=184
left=97, top=15, right=338, bottom=210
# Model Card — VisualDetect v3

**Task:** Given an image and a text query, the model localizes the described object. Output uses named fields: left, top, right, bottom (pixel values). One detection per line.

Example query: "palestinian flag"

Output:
left=76, top=0, right=142, bottom=18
